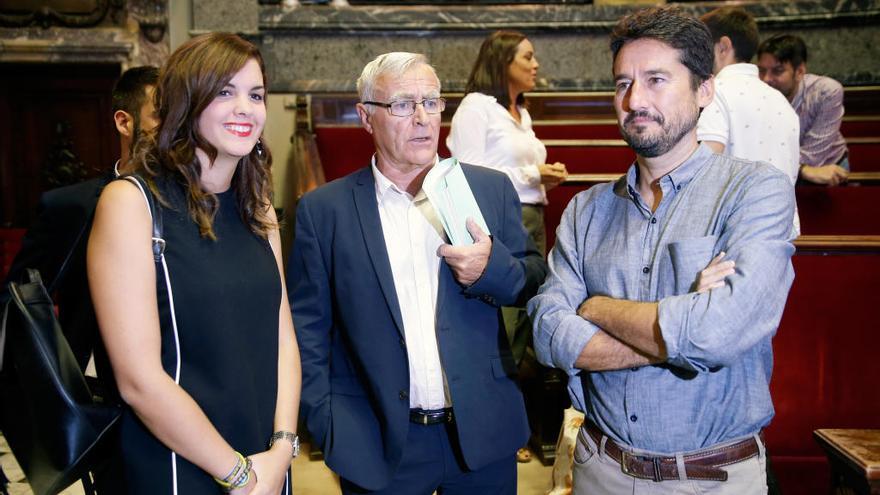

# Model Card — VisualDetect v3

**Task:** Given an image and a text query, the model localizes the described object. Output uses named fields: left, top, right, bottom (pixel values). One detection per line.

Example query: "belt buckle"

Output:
left=620, top=451, right=639, bottom=478
left=420, top=413, right=429, bottom=425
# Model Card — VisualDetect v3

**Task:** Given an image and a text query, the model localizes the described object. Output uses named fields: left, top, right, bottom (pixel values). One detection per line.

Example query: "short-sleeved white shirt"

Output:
left=698, top=63, right=801, bottom=234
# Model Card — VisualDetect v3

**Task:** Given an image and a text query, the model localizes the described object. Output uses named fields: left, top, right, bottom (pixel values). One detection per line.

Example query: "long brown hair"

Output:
left=464, top=30, right=528, bottom=109
left=132, top=32, right=274, bottom=240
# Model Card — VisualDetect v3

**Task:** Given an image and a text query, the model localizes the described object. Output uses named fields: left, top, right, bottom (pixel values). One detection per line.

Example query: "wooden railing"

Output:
left=794, top=235, right=880, bottom=250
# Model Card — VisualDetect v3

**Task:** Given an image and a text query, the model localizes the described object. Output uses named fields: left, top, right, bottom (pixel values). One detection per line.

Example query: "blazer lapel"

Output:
left=352, top=167, right=405, bottom=337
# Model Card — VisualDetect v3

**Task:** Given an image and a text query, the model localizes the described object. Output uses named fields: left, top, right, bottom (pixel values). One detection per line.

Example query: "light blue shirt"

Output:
left=528, top=144, right=796, bottom=453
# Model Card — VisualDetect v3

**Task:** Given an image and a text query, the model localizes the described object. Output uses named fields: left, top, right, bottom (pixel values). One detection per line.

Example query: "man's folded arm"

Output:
left=528, top=195, right=660, bottom=374
left=574, top=329, right=663, bottom=371
left=578, top=171, right=795, bottom=373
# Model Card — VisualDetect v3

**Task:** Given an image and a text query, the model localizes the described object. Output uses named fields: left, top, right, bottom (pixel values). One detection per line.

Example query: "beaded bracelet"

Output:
left=225, top=457, right=253, bottom=492
left=214, top=451, right=251, bottom=491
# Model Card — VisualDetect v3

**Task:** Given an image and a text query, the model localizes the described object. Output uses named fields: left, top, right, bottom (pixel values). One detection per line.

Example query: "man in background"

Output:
left=698, top=6, right=800, bottom=234
left=4, top=65, right=159, bottom=381
left=1, top=65, right=158, bottom=494
left=758, top=34, right=850, bottom=186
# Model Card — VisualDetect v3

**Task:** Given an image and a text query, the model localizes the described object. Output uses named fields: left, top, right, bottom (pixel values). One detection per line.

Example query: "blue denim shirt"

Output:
left=529, top=144, right=796, bottom=453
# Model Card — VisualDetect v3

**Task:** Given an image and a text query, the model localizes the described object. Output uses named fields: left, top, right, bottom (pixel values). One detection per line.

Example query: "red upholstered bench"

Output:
left=769, top=246, right=880, bottom=494
left=797, top=185, right=880, bottom=235
left=842, top=122, right=880, bottom=172
left=314, top=126, right=452, bottom=182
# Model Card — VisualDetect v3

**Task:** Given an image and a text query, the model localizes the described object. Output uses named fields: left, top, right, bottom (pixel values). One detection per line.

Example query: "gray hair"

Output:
left=356, top=52, right=438, bottom=107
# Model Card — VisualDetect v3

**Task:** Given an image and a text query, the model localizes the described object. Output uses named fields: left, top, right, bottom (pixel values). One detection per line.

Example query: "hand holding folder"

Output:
left=422, top=158, right=490, bottom=246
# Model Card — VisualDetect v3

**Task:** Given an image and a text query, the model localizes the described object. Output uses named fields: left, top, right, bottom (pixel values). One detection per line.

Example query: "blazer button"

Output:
left=399, top=338, right=406, bottom=348
left=399, top=390, right=408, bottom=400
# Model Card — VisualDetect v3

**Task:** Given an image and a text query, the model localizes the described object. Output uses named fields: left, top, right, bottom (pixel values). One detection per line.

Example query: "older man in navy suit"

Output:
left=289, top=52, right=547, bottom=494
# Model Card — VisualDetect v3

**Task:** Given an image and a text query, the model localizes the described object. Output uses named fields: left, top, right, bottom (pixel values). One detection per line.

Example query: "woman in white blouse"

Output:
left=447, top=30, right=567, bottom=256
left=447, top=30, right=567, bottom=464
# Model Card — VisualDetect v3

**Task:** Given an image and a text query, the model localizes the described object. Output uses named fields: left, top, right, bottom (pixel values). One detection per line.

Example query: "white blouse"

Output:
left=447, top=92, right=548, bottom=205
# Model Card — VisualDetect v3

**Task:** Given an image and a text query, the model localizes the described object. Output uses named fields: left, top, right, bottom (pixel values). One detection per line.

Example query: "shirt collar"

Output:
left=620, top=143, right=713, bottom=198
left=371, top=153, right=439, bottom=200
left=716, top=63, right=758, bottom=79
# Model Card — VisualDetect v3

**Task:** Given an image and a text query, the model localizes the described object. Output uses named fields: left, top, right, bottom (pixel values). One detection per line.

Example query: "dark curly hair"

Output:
left=131, top=32, right=274, bottom=240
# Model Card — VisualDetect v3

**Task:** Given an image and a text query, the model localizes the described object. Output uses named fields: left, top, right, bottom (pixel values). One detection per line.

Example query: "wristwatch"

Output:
left=269, top=431, right=300, bottom=458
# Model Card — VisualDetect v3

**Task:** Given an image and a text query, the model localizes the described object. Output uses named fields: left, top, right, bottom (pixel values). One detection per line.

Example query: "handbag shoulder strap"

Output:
left=121, top=175, right=165, bottom=261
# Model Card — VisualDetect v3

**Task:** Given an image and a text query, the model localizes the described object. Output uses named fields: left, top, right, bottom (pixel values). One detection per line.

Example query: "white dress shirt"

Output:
left=447, top=92, right=548, bottom=205
left=697, top=63, right=801, bottom=234
left=372, top=157, right=451, bottom=410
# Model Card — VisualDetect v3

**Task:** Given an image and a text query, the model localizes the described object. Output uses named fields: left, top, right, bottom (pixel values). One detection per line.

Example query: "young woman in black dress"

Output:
left=88, top=33, right=300, bottom=494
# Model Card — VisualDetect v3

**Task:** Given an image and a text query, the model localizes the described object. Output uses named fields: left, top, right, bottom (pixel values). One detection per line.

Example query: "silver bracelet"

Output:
left=269, top=430, right=300, bottom=458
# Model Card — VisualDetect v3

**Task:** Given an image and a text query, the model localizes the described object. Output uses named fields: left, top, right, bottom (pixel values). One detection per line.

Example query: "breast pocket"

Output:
left=667, top=235, right=719, bottom=294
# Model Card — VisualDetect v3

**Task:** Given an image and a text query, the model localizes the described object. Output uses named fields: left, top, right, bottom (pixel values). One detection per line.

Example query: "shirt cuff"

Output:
left=552, top=314, right=600, bottom=375
left=658, top=293, right=705, bottom=372
left=522, top=164, right=542, bottom=187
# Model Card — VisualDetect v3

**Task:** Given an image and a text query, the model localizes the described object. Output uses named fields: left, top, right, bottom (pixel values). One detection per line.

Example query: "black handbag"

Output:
left=0, top=268, right=121, bottom=495
left=0, top=174, right=164, bottom=494
left=0, top=175, right=162, bottom=495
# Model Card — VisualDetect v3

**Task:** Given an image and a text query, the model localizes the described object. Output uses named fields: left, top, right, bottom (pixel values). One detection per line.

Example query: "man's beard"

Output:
left=619, top=108, right=698, bottom=158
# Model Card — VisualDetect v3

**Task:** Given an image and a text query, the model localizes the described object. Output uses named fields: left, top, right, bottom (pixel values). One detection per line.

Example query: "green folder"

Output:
left=422, top=157, right=491, bottom=246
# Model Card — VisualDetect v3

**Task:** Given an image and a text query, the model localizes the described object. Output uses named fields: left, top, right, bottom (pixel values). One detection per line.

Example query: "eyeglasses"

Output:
left=363, top=98, right=447, bottom=117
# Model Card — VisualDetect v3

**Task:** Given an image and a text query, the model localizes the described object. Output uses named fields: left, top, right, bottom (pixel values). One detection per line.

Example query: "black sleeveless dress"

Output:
left=117, top=178, right=286, bottom=494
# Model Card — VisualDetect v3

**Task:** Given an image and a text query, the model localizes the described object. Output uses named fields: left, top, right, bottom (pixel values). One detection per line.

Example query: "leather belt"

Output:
left=585, top=423, right=762, bottom=482
left=409, top=408, right=453, bottom=425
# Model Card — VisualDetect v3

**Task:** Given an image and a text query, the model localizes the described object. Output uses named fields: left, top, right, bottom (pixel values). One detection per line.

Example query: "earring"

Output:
left=254, top=138, right=265, bottom=159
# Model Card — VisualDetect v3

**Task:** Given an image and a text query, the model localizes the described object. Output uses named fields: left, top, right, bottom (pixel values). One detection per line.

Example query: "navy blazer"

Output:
left=288, top=163, right=547, bottom=490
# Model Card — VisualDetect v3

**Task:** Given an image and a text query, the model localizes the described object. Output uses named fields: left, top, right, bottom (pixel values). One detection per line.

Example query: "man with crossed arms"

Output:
left=530, top=7, right=796, bottom=494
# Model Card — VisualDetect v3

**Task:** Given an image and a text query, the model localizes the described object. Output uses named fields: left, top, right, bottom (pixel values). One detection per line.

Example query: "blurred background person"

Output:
left=697, top=7, right=800, bottom=236
left=3, top=65, right=159, bottom=376
left=447, top=29, right=567, bottom=465
left=1, top=64, right=158, bottom=494
left=758, top=34, right=850, bottom=186
left=88, top=33, right=300, bottom=494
